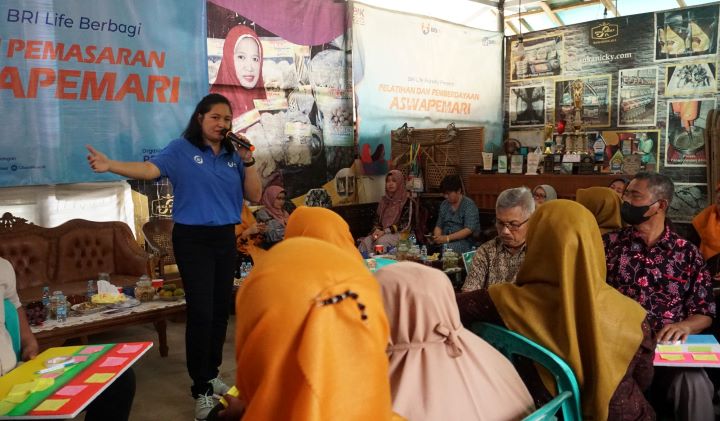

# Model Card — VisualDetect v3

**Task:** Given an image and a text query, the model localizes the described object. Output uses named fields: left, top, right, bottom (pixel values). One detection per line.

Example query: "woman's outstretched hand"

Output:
left=86, top=145, right=111, bottom=173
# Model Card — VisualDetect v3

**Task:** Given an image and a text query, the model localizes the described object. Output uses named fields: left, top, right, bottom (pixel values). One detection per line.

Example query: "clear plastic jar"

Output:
left=134, top=280, right=155, bottom=302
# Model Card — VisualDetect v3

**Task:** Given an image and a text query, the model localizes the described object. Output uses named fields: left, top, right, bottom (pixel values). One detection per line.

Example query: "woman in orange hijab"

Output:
left=457, top=200, right=654, bottom=420
left=284, top=206, right=362, bottom=260
left=575, top=186, right=623, bottom=234
left=230, top=237, right=404, bottom=420
left=692, top=183, right=720, bottom=265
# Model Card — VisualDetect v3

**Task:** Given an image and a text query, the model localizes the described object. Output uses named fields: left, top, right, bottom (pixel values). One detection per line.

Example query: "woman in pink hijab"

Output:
left=376, top=262, right=534, bottom=421
left=254, top=185, right=289, bottom=248
left=358, top=170, right=411, bottom=254
left=210, top=25, right=267, bottom=131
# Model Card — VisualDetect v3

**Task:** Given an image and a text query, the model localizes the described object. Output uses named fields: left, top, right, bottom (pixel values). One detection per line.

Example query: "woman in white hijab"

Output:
left=376, top=261, right=534, bottom=421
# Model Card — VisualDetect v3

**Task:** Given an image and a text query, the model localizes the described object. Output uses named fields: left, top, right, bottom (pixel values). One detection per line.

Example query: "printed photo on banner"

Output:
left=554, top=75, right=612, bottom=128
left=207, top=2, right=353, bottom=199
left=664, top=98, right=716, bottom=167
left=599, top=130, right=660, bottom=173
left=668, top=183, right=708, bottom=223
left=665, top=60, right=718, bottom=97
left=509, top=85, right=546, bottom=127
left=655, top=3, right=719, bottom=62
left=510, top=34, right=563, bottom=81
left=617, top=67, right=658, bottom=127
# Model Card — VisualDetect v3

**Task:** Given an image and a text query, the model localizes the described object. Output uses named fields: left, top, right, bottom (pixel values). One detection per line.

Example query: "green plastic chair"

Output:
left=471, top=322, right=582, bottom=421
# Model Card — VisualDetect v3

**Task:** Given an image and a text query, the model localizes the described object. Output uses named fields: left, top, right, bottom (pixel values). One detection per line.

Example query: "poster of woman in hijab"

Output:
left=206, top=0, right=354, bottom=199
left=655, top=4, right=719, bottom=61
left=509, top=85, right=546, bottom=127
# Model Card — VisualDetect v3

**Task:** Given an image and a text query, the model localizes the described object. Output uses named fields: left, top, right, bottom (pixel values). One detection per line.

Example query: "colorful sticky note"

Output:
left=117, top=344, right=143, bottom=354
left=659, top=353, right=685, bottom=361
left=4, top=393, right=28, bottom=404
left=657, top=345, right=683, bottom=352
left=688, top=346, right=713, bottom=353
left=55, top=385, right=88, bottom=397
left=79, top=345, right=105, bottom=355
left=692, top=354, right=719, bottom=361
left=85, top=373, right=115, bottom=384
left=0, top=400, right=15, bottom=415
left=32, top=378, right=55, bottom=392
left=99, top=357, right=127, bottom=368
left=8, top=382, right=34, bottom=395
left=72, top=355, right=88, bottom=362
left=41, top=371, right=63, bottom=379
left=34, top=399, right=69, bottom=411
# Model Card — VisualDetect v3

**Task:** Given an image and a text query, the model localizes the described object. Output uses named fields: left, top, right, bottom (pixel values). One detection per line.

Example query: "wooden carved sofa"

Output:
left=0, top=212, right=150, bottom=303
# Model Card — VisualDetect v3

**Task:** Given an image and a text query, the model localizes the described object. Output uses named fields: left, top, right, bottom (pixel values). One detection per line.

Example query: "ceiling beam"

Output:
left=519, top=18, right=534, bottom=32
left=599, top=0, right=620, bottom=17
left=539, top=1, right=563, bottom=26
left=505, top=20, right=520, bottom=35
left=676, top=0, right=687, bottom=6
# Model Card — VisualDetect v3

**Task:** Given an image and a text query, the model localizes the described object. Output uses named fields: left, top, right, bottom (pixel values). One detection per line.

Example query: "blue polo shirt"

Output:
left=150, top=138, right=245, bottom=226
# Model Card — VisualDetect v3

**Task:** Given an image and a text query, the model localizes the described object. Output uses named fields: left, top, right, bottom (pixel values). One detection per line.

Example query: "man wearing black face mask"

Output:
left=603, top=172, right=715, bottom=421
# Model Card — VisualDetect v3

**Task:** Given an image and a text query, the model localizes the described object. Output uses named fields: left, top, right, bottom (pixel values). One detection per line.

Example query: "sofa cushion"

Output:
left=56, top=227, right=116, bottom=284
left=0, top=234, right=51, bottom=292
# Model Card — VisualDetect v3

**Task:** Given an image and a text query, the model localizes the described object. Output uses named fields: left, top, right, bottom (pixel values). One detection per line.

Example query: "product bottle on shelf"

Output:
left=86, top=280, right=96, bottom=301
left=53, top=291, right=67, bottom=322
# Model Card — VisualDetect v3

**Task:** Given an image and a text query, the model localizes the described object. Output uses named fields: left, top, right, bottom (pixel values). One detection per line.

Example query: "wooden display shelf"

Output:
left=466, top=174, right=621, bottom=210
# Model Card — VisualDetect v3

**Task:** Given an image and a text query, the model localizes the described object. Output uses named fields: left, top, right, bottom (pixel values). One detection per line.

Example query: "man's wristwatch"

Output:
left=243, top=157, right=256, bottom=167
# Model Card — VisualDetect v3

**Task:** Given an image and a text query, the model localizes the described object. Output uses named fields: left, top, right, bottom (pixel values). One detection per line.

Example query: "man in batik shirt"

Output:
left=462, top=187, right=534, bottom=292
left=604, top=172, right=715, bottom=421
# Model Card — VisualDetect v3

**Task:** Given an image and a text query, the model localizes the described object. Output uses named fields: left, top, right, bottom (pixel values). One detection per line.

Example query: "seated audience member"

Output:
left=462, top=187, right=534, bottom=292
left=457, top=200, right=655, bottom=420
left=0, top=258, right=136, bottom=421
left=284, top=206, right=361, bottom=260
left=223, top=238, right=404, bottom=420
left=358, top=170, right=411, bottom=255
left=692, top=182, right=720, bottom=275
left=432, top=175, right=480, bottom=255
left=604, top=172, right=715, bottom=421
left=235, top=202, right=264, bottom=261
left=609, top=177, right=629, bottom=197
left=376, top=262, right=533, bottom=421
left=254, top=185, right=289, bottom=248
left=575, top=186, right=622, bottom=234
left=531, top=184, right=557, bottom=206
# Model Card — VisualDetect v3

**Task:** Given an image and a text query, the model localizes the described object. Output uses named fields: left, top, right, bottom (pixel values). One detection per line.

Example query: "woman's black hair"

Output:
left=182, top=93, right=234, bottom=153
left=440, top=174, right=463, bottom=193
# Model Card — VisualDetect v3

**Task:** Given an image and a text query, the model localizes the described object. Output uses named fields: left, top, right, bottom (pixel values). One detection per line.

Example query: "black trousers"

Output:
left=85, top=368, right=136, bottom=421
left=173, top=223, right=236, bottom=397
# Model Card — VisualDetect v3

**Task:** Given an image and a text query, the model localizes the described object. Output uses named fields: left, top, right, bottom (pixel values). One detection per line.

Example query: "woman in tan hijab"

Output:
left=457, top=200, right=655, bottom=420
left=376, top=261, right=533, bottom=421
left=230, top=237, right=404, bottom=420
left=284, top=205, right=362, bottom=260
left=575, top=186, right=623, bottom=234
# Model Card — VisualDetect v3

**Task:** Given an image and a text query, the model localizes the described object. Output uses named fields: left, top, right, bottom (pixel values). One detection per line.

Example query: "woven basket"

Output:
left=425, top=165, right=458, bottom=190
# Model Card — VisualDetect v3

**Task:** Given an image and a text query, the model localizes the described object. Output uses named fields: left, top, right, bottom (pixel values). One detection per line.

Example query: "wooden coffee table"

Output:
left=31, top=300, right=186, bottom=357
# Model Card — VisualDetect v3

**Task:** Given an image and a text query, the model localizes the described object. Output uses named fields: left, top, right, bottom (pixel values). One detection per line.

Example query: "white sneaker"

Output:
left=209, top=377, right=230, bottom=396
left=194, top=393, right=215, bottom=421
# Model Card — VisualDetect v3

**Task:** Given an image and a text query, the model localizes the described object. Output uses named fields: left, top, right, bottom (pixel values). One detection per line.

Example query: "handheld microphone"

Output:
left=222, top=129, right=255, bottom=152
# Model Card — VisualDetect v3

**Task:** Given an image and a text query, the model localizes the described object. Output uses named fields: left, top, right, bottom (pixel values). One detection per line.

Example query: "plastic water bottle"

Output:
left=41, top=286, right=51, bottom=319
left=86, top=280, right=96, bottom=300
left=53, top=291, right=67, bottom=323
left=420, top=245, right=428, bottom=262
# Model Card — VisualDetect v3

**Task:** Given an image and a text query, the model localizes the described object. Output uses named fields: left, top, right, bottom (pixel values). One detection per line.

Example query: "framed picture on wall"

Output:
left=554, top=75, right=612, bottom=128
left=667, top=183, right=708, bottom=223
left=665, top=60, right=718, bottom=97
left=617, top=66, right=658, bottom=127
left=509, top=85, right=546, bottom=127
left=599, top=130, right=660, bottom=173
left=509, top=34, right=564, bottom=82
left=664, top=98, right=716, bottom=167
left=655, top=3, right=720, bottom=62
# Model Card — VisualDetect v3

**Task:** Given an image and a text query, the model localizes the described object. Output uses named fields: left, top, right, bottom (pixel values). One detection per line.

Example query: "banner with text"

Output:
left=0, top=0, right=208, bottom=186
left=353, top=3, right=502, bottom=175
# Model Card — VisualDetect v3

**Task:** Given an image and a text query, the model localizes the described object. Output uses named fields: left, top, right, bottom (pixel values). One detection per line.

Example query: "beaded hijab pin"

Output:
left=317, top=289, right=368, bottom=321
